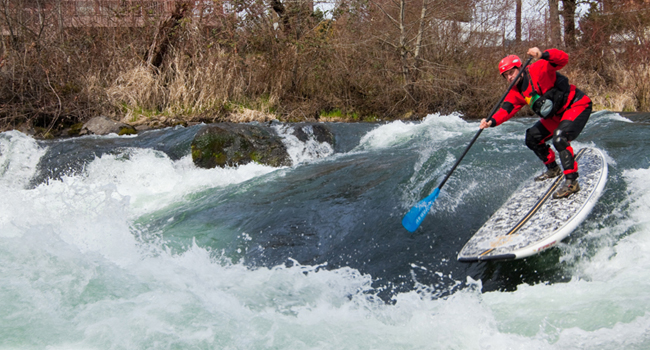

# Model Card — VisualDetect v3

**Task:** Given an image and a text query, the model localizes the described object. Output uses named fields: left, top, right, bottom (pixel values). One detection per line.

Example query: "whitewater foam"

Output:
left=2, top=113, right=650, bottom=349
left=0, top=130, right=46, bottom=189
left=272, top=124, right=335, bottom=165
left=355, top=113, right=470, bottom=151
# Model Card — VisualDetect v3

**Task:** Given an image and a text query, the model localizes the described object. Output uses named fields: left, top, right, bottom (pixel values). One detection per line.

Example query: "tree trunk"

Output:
left=146, top=1, right=192, bottom=70
left=56, top=0, right=63, bottom=38
left=515, top=0, right=522, bottom=43
left=561, top=0, right=576, bottom=48
left=548, top=0, right=562, bottom=47
left=413, top=0, right=428, bottom=75
left=398, top=0, right=411, bottom=92
left=0, top=0, right=19, bottom=50
left=271, top=0, right=290, bottom=33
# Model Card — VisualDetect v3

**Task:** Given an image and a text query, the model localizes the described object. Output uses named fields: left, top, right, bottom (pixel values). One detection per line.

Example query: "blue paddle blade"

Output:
left=402, top=187, right=440, bottom=232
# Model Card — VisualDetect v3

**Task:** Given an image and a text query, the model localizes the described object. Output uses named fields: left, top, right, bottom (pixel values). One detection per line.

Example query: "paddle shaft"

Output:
left=436, top=56, right=533, bottom=190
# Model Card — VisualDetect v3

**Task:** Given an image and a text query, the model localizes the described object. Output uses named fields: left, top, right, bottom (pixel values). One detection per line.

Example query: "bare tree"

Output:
left=146, top=1, right=193, bottom=70
left=0, top=0, right=53, bottom=49
left=549, top=0, right=562, bottom=46
left=370, top=0, right=430, bottom=99
left=561, top=0, right=576, bottom=48
left=515, top=0, right=522, bottom=42
left=270, top=0, right=315, bottom=39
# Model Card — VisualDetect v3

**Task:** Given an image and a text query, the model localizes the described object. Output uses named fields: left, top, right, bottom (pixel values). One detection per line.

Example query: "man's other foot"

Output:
left=535, top=166, right=562, bottom=182
left=553, top=179, right=580, bottom=199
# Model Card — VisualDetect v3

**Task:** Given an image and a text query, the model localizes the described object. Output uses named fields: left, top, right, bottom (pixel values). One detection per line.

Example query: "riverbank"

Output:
left=5, top=60, right=638, bottom=140
left=12, top=102, right=632, bottom=141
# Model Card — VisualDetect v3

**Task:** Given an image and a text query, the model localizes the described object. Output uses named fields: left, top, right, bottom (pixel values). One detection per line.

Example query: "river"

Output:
left=1, top=110, right=649, bottom=349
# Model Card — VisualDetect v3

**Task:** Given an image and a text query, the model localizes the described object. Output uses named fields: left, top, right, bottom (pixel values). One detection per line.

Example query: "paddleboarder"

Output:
left=479, top=47, right=592, bottom=199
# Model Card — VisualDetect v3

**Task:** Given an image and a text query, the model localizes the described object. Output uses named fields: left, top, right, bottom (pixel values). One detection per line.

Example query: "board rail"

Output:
left=457, top=147, right=607, bottom=262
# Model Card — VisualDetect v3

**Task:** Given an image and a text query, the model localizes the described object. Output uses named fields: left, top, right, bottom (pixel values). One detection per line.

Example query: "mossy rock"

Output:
left=191, top=123, right=292, bottom=169
left=118, top=125, right=137, bottom=136
left=67, top=122, right=84, bottom=136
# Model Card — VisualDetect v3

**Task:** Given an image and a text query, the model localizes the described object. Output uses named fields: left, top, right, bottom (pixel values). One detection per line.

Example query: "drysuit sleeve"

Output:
left=487, top=88, right=525, bottom=127
left=541, top=48, right=569, bottom=70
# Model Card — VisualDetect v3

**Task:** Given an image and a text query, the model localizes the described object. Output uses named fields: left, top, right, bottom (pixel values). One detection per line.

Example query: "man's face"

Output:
left=502, top=67, right=520, bottom=84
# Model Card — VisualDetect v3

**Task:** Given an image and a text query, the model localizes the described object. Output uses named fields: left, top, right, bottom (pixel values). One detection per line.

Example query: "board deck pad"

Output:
left=458, top=147, right=607, bottom=262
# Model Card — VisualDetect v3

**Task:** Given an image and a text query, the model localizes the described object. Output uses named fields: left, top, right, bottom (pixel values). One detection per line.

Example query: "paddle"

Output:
left=401, top=56, right=533, bottom=233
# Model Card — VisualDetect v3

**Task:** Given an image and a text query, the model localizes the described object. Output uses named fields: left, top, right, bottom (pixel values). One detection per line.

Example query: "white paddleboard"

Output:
left=457, top=147, right=608, bottom=262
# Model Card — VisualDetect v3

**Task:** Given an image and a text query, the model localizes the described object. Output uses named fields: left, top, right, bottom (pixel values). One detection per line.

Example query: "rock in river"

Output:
left=79, top=116, right=137, bottom=136
left=290, top=123, right=335, bottom=145
left=191, top=123, right=292, bottom=168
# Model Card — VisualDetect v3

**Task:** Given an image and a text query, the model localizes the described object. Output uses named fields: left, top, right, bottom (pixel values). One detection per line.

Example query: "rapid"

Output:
left=1, top=111, right=649, bottom=349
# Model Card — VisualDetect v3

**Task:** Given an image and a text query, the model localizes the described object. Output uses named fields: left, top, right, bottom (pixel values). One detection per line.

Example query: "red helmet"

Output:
left=498, top=55, right=522, bottom=75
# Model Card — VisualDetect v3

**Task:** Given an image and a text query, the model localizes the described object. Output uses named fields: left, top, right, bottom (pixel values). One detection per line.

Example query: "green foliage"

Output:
left=250, top=151, right=261, bottom=163
left=321, top=109, right=344, bottom=118
left=364, top=114, right=380, bottom=122
left=121, top=103, right=165, bottom=121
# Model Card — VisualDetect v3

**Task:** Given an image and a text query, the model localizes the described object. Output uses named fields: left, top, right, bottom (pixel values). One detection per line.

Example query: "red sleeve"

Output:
left=490, top=87, right=526, bottom=126
left=543, top=48, right=569, bottom=70
left=525, top=48, right=568, bottom=96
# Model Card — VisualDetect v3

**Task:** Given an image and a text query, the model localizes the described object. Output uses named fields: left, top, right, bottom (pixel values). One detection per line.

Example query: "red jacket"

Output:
left=490, top=49, right=575, bottom=126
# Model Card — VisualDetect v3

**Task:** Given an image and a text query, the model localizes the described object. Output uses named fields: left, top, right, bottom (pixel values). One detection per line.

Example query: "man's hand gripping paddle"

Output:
left=401, top=56, right=533, bottom=233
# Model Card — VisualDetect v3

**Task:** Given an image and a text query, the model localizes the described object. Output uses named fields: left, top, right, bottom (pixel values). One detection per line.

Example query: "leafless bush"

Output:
left=2, top=0, right=650, bottom=134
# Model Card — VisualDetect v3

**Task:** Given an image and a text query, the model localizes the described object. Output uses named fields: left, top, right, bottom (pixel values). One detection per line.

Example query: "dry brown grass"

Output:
left=229, top=108, right=277, bottom=123
left=569, top=70, right=634, bottom=112
left=3, top=0, right=650, bottom=136
left=568, top=62, right=649, bottom=113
